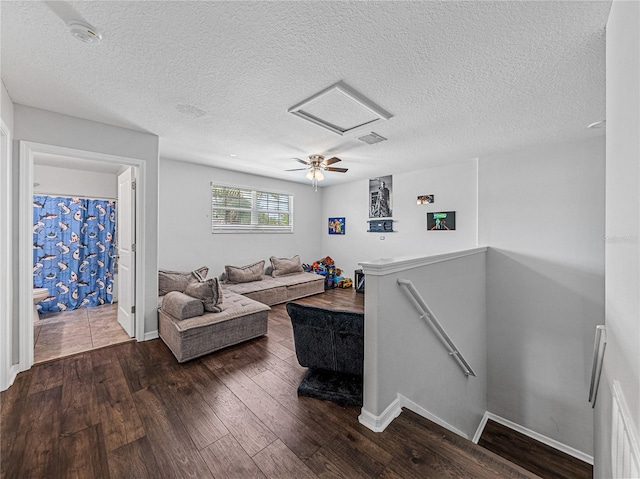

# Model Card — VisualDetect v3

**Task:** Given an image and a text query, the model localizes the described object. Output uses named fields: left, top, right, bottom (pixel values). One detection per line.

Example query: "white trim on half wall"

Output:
left=358, top=394, right=469, bottom=439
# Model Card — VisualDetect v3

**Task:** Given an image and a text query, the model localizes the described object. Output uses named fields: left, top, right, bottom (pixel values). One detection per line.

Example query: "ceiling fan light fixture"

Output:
left=287, top=154, right=347, bottom=191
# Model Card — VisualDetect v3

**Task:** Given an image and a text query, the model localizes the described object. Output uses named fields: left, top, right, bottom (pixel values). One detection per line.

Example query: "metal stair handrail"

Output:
left=589, top=324, right=607, bottom=407
left=397, top=278, right=477, bottom=377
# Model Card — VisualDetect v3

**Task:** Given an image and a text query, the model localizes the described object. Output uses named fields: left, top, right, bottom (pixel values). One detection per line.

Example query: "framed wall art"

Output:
left=427, top=211, right=456, bottom=230
left=369, top=175, right=392, bottom=218
left=328, top=217, right=346, bottom=235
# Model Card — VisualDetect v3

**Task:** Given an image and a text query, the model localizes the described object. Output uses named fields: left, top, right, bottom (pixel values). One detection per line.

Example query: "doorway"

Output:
left=31, top=161, right=135, bottom=362
left=19, top=142, right=147, bottom=370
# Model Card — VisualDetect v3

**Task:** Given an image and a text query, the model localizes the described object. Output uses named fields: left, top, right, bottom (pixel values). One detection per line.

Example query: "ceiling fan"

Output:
left=286, top=155, right=348, bottom=191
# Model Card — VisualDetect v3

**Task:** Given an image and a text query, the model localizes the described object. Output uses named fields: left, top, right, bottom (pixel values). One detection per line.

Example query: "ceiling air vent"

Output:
left=358, top=132, right=387, bottom=145
left=288, top=82, right=392, bottom=136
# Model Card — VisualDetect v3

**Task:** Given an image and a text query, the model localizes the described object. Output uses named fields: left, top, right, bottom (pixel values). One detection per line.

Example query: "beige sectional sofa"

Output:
left=222, top=272, right=325, bottom=306
left=158, top=259, right=324, bottom=363
left=159, top=290, right=270, bottom=362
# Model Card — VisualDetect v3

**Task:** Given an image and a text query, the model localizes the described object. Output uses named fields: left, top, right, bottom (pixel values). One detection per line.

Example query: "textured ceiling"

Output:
left=1, top=1, right=610, bottom=186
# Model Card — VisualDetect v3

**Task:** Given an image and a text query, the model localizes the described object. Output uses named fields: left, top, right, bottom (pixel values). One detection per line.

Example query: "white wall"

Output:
left=360, top=249, right=487, bottom=439
left=322, top=160, right=478, bottom=281
left=479, top=136, right=605, bottom=456
left=159, top=159, right=323, bottom=277
left=595, top=2, right=640, bottom=476
left=34, top=164, right=117, bottom=199
left=13, top=105, right=159, bottom=342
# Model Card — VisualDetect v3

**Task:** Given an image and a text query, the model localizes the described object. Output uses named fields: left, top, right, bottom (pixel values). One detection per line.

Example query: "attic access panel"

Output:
left=288, top=82, right=392, bottom=136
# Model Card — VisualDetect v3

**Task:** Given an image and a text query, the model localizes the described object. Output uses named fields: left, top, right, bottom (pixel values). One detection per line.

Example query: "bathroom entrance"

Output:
left=20, top=144, right=139, bottom=365
left=27, top=149, right=139, bottom=364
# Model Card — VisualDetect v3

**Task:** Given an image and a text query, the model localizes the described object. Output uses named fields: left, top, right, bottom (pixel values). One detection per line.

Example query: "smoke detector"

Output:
left=67, top=20, right=102, bottom=44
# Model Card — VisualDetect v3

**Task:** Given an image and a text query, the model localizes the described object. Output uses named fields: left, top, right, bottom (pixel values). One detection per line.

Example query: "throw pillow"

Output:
left=270, top=255, right=304, bottom=277
left=161, top=291, right=204, bottom=320
left=158, top=266, right=208, bottom=296
left=224, top=260, right=265, bottom=283
left=184, top=277, right=224, bottom=313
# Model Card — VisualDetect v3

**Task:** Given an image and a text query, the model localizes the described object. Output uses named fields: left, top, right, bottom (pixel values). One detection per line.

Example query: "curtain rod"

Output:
left=33, top=192, right=117, bottom=202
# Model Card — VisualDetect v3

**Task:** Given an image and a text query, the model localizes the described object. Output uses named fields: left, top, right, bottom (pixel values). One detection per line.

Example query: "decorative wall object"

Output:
left=328, top=217, right=346, bottom=235
left=427, top=211, right=456, bottom=230
left=417, top=194, right=434, bottom=204
left=368, top=219, right=393, bottom=232
left=369, top=175, right=392, bottom=218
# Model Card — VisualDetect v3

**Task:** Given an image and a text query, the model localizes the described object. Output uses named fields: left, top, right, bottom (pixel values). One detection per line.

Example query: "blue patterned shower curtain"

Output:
left=33, top=195, right=117, bottom=313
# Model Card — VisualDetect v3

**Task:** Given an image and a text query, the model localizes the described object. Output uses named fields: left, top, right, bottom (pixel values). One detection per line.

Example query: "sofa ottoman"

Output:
left=158, top=290, right=270, bottom=363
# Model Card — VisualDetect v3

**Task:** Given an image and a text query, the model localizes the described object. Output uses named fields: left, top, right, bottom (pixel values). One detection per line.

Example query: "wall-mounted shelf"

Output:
left=367, top=219, right=394, bottom=232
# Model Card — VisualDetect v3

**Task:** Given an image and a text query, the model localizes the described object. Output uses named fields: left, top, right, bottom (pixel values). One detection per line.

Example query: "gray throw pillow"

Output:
left=270, top=255, right=304, bottom=277
left=158, top=266, right=208, bottom=296
left=224, top=260, right=265, bottom=283
left=184, top=277, right=224, bottom=313
left=161, top=291, right=204, bottom=320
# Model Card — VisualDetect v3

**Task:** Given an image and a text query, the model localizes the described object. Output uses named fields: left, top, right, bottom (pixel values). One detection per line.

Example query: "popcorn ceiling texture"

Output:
left=1, top=1, right=610, bottom=183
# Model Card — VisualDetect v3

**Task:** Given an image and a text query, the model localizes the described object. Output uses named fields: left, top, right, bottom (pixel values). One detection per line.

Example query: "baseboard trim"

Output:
left=143, top=330, right=159, bottom=341
left=358, top=398, right=401, bottom=432
left=476, top=412, right=594, bottom=465
left=398, top=394, right=469, bottom=439
left=472, top=411, right=490, bottom=444
left=4, top=363, right=21, bottom=391
left=358, top=394, right=470, bottom=439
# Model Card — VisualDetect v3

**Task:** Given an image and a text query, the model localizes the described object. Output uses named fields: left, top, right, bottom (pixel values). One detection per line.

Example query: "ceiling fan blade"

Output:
left=324, top=167, right=348, bottom=173
left=323, top=156, right=342, bottom=166
left=292, top=158, right=310, bottom=165
left=285, top=168, right=308, bottom=171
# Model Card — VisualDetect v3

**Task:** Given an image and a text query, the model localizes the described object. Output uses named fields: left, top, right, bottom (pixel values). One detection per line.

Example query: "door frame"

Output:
left=0, top=118, right=13, bottom=391
left=19, top=141, right=147, bottom=371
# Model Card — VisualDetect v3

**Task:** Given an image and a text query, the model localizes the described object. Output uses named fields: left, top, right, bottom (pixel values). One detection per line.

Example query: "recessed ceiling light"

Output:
left=588, top=120, right=606, bottom=129
left=230, top=154, right=237, bottom=157
left=67, top=20, right=102, bottom=44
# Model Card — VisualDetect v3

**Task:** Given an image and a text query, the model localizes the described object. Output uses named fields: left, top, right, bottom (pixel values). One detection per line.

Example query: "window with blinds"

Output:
left=211, top=184, right=293, bottom=233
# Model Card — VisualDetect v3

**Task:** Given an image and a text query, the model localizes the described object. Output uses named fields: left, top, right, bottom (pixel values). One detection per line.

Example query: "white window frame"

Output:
left=211, top=182, right=294, bottom=234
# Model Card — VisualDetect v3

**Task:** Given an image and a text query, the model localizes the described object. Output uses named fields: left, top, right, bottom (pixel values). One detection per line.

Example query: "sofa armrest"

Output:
left=161, top=291, right=204, bottom=320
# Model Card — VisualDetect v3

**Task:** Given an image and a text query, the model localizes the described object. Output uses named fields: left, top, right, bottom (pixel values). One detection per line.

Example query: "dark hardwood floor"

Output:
left=478, top=419, right=593, bottom=479
left=1, top=288, right=583, bottom=478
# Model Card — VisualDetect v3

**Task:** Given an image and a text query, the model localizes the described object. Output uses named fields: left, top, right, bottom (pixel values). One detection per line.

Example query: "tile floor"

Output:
left=34, top=303, right=133, bottom=363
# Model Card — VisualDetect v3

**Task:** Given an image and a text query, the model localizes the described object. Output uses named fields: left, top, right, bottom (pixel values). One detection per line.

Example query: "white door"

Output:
left=117, top=168, right=135, bottom=337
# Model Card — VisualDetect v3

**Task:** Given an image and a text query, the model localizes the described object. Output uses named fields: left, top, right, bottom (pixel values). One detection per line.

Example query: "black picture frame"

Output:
left=369, top=175, right=393, bottom=218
